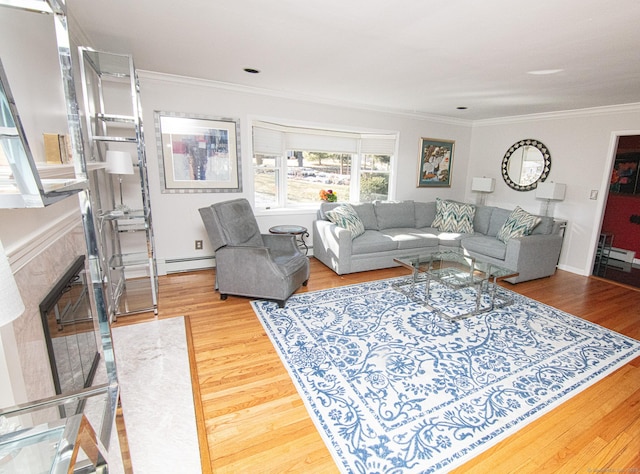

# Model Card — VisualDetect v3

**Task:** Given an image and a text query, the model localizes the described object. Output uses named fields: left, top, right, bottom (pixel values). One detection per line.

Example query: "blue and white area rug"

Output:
left=251, top=278, right=640, bottom=473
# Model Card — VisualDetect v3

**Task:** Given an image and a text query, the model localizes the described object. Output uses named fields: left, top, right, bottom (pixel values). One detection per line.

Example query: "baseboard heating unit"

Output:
left=161, top=256, right=215, bottom=274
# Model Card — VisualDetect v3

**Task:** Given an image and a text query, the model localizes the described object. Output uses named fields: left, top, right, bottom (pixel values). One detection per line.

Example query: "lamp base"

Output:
left=540, top=199, right=553, bottom=217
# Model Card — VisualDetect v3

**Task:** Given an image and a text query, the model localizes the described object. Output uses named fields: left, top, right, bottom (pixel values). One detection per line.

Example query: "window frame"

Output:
left=252, top=120, right=397, bottom=210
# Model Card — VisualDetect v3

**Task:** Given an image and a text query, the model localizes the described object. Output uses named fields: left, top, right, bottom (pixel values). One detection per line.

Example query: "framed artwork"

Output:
left=417, top=137, right=454, bottom=187
left=610, top=153, right=640, bottom=195
left=155, top=111, right=242, bottom=193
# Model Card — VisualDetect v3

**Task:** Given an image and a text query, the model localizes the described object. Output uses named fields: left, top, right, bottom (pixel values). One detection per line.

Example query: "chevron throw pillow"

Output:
left=325, top=204, right=366, bottom=239
left=432, top=198, right=476, bottom=233
left=496, top=206, right=541, bottom=243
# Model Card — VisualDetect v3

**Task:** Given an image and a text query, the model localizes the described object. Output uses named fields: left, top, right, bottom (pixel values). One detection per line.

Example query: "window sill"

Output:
left=254, top=206, right=320, bottom=217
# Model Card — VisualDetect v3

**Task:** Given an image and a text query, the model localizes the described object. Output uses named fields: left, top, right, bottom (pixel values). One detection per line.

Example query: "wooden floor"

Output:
left=123, top=258, right=640, bottom=473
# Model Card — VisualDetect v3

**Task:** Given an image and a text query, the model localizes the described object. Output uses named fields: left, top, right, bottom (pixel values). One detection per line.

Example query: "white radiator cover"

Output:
left=608, top=247, right=636, bottom=263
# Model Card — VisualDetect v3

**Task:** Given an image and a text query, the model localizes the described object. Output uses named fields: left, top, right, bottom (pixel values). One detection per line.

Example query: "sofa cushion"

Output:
left=351, top=202, right=379, bottom=230
left=462, top=235, right=507, bottom=260
left=431, top=198, right=476, bottom=233
left=415, top=201, right=437, bottom=228
left=437, top=232, right=466, bottom=247
left=496, top=206, right=541, bottom=243
left=374, top=200, right=416, bottom=229
left=325, top=204, right=365, bottom=239
left=473, top=205, right=493, bottom=235
left=351, top=230, right=397, bottom=255
left=382, top=228, right=440, bottom=250
left=318, top=201, right=342, bottom=220
left=530, top=215, right=554, bottom=235
left=487, top=207, right=512, bottom=236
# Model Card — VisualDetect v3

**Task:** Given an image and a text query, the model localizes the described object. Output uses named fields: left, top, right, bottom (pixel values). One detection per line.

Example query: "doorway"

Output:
left=593, top=134, right=640, bottom=289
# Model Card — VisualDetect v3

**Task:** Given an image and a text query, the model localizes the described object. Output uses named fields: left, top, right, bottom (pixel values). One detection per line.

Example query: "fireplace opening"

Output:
left=40, top=255, right=100, bottom=416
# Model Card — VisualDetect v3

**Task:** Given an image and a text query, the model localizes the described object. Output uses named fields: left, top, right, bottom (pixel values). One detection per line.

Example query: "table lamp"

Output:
left=0, top=239, right=25, bottom=328
left=536, top=181, right=566, bottom=217
left=471, top=177, right=495, bottom=205
left=105, top=150, right=134, bottom=212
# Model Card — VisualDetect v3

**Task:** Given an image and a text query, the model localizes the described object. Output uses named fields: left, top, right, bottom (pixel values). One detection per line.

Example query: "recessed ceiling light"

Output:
left=527, top=69, right=564, bottom=75
left=244, top=68, right=260, bottom=74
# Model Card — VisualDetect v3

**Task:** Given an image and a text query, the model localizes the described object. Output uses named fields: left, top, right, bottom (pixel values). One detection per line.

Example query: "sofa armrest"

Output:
left=312, top=219, right=353, bottom=274
left=504, top=233, right=563, bottom=283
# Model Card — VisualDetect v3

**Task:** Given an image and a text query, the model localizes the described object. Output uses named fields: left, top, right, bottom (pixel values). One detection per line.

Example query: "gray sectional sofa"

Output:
left=312, top=200, right=564, bottom=283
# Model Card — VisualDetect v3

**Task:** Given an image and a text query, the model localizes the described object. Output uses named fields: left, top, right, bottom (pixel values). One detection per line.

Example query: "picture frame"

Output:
left=417, top=137, right=454, bottom=187
left=155, top=111, right=242, bottom=193
left=610, top=153, right=640, bottom=195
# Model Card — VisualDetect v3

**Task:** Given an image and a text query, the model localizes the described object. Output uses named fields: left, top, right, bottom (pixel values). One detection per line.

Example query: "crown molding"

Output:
left=139, top=70, right=640, bottom=128
left=67, top=11, right=93, bottom=49
left=473, top=102, right=640, bottom=127
left=138, top=70, right=473, bottom=127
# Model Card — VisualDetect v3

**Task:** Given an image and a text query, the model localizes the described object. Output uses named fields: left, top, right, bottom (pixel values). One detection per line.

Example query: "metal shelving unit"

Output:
left=79, top=48, right=158, bottom=319
left=0, top=1, right=126, bottom=471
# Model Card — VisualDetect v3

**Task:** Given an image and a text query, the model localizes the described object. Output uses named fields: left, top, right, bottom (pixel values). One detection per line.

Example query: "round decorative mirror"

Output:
left=501, top=139, right=551, bottom=191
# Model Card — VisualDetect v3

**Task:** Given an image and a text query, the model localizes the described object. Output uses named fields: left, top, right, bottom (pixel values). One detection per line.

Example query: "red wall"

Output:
left=602, top=193, right=640, bottom=257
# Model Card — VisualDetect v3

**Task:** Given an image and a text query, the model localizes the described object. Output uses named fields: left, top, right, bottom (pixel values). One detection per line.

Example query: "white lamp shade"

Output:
left=0, top=240, right=25, bottom=327
left=105, top=151, right=134, bottom=175
left=536, top=182, right=566, bottom=200
left=471, top=177, right=495, bottom=193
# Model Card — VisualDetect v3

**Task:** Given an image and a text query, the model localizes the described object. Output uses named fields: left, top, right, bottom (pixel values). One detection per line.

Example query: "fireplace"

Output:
left=39, top=255, right=100, bottom=416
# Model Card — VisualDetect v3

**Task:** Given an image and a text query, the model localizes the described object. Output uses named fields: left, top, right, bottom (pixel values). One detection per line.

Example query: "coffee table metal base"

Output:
left=393, top=252, right=518, bottom=321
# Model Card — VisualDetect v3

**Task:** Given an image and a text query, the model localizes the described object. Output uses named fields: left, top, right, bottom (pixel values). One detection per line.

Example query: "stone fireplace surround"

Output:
left=1, top=213, right=92, bottom=408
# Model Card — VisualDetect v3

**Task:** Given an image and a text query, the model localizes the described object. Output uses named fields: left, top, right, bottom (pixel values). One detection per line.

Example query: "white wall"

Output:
left=467, top=106, right=640, bottom=276
left=138, top=72, right=473, bottom=273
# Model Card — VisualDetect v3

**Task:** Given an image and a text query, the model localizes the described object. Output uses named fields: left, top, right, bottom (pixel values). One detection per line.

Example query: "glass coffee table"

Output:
left=393, top=249, right=519, bottom=320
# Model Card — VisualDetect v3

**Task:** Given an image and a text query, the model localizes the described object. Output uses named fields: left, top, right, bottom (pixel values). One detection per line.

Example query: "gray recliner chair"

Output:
left=199, top=198, right=310, bottom=307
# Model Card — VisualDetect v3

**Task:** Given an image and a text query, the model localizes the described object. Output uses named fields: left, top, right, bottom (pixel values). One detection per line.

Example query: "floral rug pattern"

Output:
left=251, top=278, right=640, bottom=473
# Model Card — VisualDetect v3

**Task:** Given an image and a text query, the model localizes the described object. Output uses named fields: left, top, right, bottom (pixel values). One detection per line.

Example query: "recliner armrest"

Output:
left=262, top=233, right=302, bottom=257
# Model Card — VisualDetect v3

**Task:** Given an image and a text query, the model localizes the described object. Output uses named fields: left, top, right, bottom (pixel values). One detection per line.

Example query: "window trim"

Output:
left=252, top=120, right=398, bottom=209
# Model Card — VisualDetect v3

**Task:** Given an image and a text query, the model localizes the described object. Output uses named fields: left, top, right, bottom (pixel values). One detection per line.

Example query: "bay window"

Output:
left=252, top=121, right=396, bottom=209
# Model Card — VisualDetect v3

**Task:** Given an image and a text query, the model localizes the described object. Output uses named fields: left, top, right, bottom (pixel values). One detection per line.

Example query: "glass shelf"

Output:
left=109, top=251, right=152, bottom=269
left=0, top=95, right=87, bottom=207
left=96, top=113, right=135, bottom=124
left=0, top=386, right=115, bottom=473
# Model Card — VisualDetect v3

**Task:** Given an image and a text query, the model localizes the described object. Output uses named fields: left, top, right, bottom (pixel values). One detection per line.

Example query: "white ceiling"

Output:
left=68, top=0, right=640, bottom=120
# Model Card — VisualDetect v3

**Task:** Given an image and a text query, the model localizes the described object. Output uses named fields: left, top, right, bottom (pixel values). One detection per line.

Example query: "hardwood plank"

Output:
left=141, top=258, right=640, bottom=473
left=185, top=315, right=213, bottom=474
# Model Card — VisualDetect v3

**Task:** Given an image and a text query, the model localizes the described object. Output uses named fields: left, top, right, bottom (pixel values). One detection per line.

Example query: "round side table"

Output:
left=269, top=225, right=309, bottom=255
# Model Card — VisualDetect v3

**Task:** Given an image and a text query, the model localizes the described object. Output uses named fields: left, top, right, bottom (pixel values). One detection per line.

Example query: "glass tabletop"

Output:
left=394, top=248, right=518, bottom=281
left=269, top=225, right=308, bottom=234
